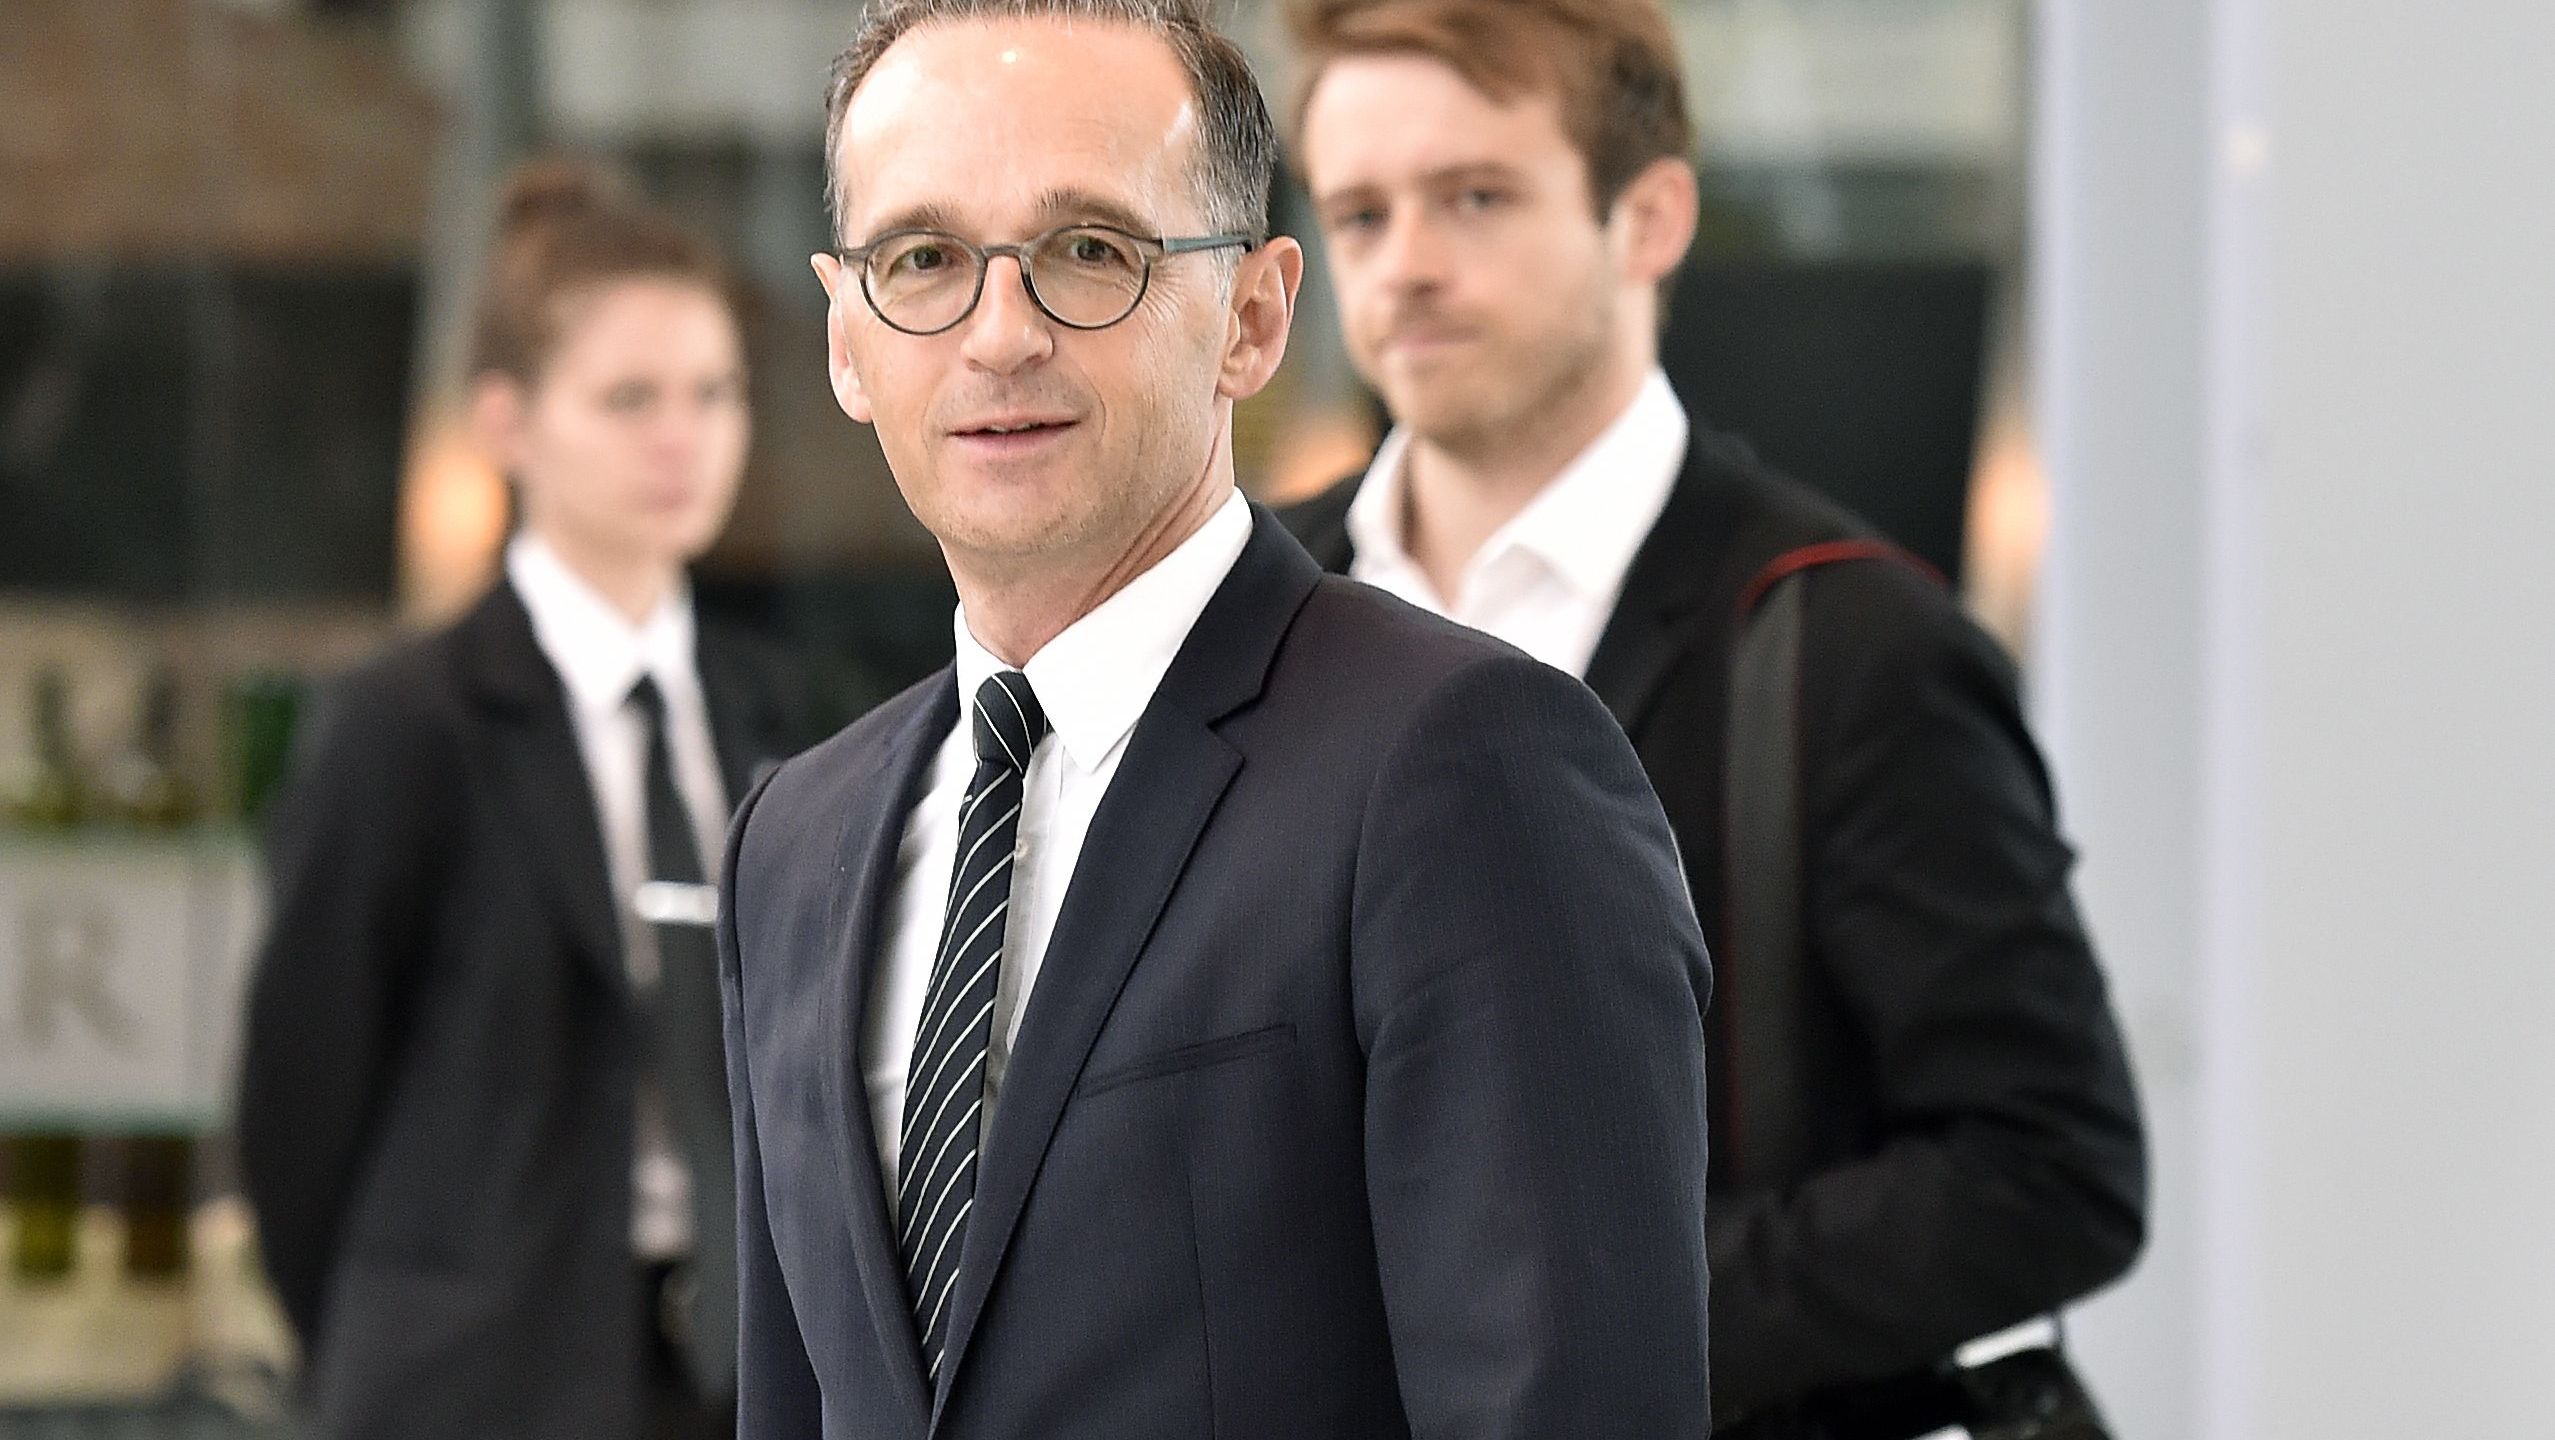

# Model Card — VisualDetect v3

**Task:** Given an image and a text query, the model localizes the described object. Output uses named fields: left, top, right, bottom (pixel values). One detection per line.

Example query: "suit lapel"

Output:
left=1582, top=438, right=1785, bottom=732
left=826, top=676, right=957, bottom=1430
left=929, top=510, right=1321, bottom=1427
left=456, top=583, right=626, bottom=991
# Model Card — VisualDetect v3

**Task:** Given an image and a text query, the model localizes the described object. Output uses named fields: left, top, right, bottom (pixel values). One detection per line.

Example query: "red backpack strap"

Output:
left=1736, top=537, right=1944, bottom=619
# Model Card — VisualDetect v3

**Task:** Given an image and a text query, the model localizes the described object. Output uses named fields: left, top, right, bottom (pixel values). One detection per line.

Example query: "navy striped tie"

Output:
left=900, top=670, right=1047, bottom=1380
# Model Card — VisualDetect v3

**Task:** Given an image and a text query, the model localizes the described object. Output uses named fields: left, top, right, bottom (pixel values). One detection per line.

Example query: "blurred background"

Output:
left=1, top=0, right=2549, bottom=1434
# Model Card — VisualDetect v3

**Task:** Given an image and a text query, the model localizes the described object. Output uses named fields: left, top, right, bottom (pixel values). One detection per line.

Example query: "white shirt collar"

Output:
left=1346, top=367, right=1688, bottom=605
left=505, top=532, right=699, bottom=720
left=951, top=488, right=1254, bottom=773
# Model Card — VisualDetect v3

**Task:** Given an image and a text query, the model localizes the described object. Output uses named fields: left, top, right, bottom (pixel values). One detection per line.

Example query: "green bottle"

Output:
left=220, top=669, right=303, bottom=825
left=118, top=1135, right=193, bottom=1281
left=8, top=666, right=87, bottom=827
left=6, top=667, right=91, bottom=1281
left=111, top=668, right=201, bottom=1281
left=108, top=668, right=200, bottom=830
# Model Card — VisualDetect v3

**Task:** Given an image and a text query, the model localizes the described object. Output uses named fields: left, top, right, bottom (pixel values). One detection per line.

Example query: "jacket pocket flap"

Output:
left=1075, top=1022, right=1295, bottom=1099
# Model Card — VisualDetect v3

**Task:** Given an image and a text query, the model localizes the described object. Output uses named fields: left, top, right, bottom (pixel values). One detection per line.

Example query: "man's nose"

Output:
left=957, top=255, right=1054, bottom=375
left=645, top=405, right=707, bottom=462
left=1374, top=208, right=1451, bottom=292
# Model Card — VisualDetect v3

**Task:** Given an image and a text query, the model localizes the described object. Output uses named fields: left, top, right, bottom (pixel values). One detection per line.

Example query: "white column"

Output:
left=2037, top=2, right=2555, bottom=1434
left=2029, top=2, right=2211, bottom=1436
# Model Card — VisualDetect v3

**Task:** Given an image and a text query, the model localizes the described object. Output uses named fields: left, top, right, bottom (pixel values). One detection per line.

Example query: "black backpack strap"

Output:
left=1723, top=539, right=1937, bottom=1189
left=1724, top=538, right=2112, bottom=1436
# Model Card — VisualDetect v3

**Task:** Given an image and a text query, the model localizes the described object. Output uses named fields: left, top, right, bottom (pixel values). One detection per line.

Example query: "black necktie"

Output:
left=627, top=676, right=738, bottom=1397
left=900, top=670, right=1048, bottom=1381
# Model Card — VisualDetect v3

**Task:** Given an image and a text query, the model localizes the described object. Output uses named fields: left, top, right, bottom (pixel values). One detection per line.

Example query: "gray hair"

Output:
left=822, top=0, right=1277, bottom=247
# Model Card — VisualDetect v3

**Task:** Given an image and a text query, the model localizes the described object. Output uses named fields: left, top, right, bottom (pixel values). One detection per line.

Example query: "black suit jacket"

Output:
left=238, top=579, right=806, bottom=1439
left=1282, top=427, right=2147, bottom=1424
left=719, top=506, right=1715, bottom=1440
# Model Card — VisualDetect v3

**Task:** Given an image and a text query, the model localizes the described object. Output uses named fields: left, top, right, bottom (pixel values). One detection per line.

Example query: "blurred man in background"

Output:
left=1280, top=0, right=2148, bottom=1432
left=240, top=160, right=804, bottom=1440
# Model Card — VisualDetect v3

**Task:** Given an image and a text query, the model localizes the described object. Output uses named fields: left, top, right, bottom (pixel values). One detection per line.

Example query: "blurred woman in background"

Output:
left=239, top=158, right=802, bottom=1440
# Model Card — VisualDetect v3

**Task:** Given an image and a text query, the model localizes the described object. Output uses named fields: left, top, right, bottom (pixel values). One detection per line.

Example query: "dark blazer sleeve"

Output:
left=1707, top=567, right=2148, bottom=1416
left=1352, top=653, right=1717, bottom=1439
left=236, top=669, right=454, bottom=1345
left=718, top=767, right=828, bottom=1437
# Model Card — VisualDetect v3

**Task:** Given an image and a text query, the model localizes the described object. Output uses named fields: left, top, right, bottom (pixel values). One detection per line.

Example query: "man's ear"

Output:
left=1217, top=235, right=1305, bottom=402
left=811, top=251, right=875, bottom=424
left=1609, top=156, right=1700, bottom=286
left=467, top=371, right=528, bottom=474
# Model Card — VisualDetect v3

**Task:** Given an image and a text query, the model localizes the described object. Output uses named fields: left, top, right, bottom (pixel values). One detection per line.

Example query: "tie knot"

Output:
left=626, top=674, right=666, bottom=724
left=971, top=671, right=1048, bottom=772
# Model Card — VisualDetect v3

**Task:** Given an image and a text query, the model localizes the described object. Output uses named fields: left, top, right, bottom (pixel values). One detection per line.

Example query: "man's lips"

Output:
left=1383, top=328, right=1476, bottom=354
left=948, top=417, right=1080, bottom=454
left=950, top=415, right=1078, bottom=436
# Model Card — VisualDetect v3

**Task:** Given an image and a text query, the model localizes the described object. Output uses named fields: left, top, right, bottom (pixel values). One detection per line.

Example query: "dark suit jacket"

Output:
left=1281, top=427, right=2148, bottom=1425
left=238, top=579, right=806, bottom=1440
left=718, top=506, right=1716, bottom=1440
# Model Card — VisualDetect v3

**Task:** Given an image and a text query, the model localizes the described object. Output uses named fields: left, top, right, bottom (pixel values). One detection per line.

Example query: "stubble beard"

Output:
left=1391, top=304, right=1618, bottom=471
left=925, top=481, right=1108, bottom=587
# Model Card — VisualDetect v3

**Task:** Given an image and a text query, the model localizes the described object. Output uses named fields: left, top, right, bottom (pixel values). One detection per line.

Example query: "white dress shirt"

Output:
left=863, top=489, right=1254, bottom=1202
left=506, top=533, right=731, bottom=1259
left=1347, top=367, right=1688, bottom=679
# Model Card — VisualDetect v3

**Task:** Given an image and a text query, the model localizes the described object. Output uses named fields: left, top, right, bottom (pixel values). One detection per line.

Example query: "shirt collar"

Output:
left=1346, top=367, right=1688, bottom=603
left=505, top=532, right=698, bottom=720
left=951, top=488, right=1254, bottom=773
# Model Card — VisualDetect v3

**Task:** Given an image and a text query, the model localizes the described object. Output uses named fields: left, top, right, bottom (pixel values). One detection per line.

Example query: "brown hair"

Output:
left=468, top=158, right=739, bottom=385
left=820, top=0, right=1278, bottom=246
left=1284, top=0, right=1692, bottom=215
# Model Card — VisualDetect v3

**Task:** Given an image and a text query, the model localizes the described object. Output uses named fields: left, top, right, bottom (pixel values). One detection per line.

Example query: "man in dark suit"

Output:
left=240, top=164, right=804, bottom=1440
left=720, top=1, right=1715, bottom=1436
left=1280, top=0, right=2147, bottom=1432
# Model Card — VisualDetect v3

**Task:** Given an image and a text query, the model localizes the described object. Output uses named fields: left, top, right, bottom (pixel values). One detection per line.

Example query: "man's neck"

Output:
left=1398, top=357, right=1650, bottom=603
left=953, top=463, right=1232, bottom=670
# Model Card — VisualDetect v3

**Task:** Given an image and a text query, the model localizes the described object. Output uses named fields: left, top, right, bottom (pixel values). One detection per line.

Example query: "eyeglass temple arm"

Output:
left=1157, top=233, right=1258, bottom=254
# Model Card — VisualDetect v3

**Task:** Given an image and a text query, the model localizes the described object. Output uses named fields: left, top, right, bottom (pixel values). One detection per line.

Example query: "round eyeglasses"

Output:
left=832, top=223, right=1256, bottom=336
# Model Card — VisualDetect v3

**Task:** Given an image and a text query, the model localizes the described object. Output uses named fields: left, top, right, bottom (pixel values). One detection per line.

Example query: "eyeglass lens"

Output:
left=864, top=226, right=1151, bottom=332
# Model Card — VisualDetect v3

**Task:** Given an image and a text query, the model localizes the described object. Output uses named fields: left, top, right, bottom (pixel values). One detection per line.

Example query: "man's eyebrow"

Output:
left=845, top=189, right=1176, bottom=247
left=1316, top=162, right=1532, bottom=207
left=846, top=201, right=966, bottom=244
left=1030, top=187, right=1168, bottom=238
left=1433, top=161, right=1532, bottom=184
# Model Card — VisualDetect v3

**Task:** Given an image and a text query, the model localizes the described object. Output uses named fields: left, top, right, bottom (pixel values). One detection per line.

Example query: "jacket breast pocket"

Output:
left=1074, top=1022, right=1296, bottom=1100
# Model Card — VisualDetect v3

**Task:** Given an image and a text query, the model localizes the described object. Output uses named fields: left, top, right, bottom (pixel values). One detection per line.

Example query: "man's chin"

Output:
left=929, top=508, right=1087, bottom=571
left=666, top=514, right=735, bottom=562
left=1385, top=389, right=1510, bottom=450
